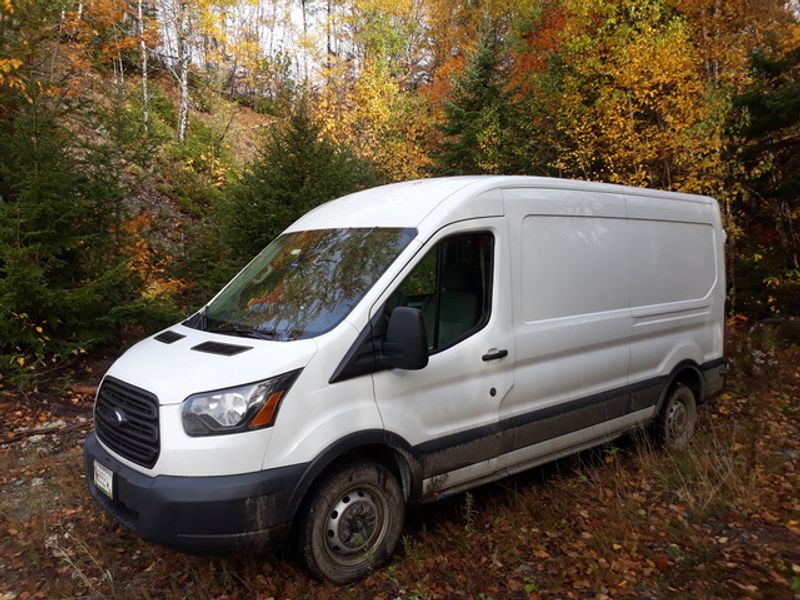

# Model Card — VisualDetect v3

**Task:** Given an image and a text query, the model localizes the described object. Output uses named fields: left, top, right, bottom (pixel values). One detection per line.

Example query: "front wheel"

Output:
left=297, top=460, right=405, bottom=584
left=654, top=383, right=697, bottom=450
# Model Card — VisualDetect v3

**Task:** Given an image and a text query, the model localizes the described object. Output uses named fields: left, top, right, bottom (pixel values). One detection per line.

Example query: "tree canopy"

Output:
left=1, top=0, right=799, bottom=381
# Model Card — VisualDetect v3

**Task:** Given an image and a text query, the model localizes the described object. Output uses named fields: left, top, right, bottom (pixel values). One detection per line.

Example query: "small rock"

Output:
left=514, top=563, right=537, bottom=578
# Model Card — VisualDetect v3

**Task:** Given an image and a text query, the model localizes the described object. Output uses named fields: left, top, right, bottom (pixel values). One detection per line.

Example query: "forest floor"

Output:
left=1, top=327, right=799, bottom=600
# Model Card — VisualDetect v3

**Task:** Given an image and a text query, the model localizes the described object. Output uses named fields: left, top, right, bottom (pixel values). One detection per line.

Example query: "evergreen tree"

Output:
left=733, top=46, right=800, bottom=314
left=0, top=0, right=176, bottom=381
left=434, top=24, right=510, bottom=175
left=0, top=105, right=141, bottom=373
left=220, top=103, right=378, bottom=269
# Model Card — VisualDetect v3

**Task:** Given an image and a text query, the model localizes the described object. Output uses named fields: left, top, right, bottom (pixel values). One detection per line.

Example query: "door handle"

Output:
left=482, top=349, right=508, bottom=361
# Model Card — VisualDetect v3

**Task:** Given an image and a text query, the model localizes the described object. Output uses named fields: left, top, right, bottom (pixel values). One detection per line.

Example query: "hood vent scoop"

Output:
left=154, top=330, right=185, bottom=344
left=191, top=341, right=252, bottom=356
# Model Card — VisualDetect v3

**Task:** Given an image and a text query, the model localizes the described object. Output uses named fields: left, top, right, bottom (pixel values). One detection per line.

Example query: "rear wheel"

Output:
left=297, top=460, right=404, bottom=584
left=654, top=383, right=697, bottom=449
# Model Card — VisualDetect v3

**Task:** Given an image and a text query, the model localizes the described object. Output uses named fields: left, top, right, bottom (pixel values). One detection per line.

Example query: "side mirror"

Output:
left=382, top=307, right=429, bottom=370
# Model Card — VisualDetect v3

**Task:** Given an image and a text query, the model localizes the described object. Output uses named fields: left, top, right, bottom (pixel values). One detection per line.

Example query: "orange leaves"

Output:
left=121, top=212, right=186, bottom=301
left=677, top=0, right=790, bottom=90
left=121, top=211, right=151, bottom=235
left=0, top=58, right=21, bottom=73
left=509, top=2, right=566, bottom=90
left=63, top=0, right=154, bottom=73
left=421, top=54, right=465, bottom=122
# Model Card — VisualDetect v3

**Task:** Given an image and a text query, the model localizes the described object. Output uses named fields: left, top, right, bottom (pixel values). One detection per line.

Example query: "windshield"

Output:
left=194, top=227, right=416, bottom=341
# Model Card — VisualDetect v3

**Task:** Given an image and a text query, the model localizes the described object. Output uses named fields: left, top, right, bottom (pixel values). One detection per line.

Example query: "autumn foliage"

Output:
left=0, top=0, right=799, bottom=379
left=0, top=1, right=800, bottom=597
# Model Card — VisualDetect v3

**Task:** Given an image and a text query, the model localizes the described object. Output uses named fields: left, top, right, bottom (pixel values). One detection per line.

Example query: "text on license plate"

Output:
left=93, top=460, right=113, bottom=499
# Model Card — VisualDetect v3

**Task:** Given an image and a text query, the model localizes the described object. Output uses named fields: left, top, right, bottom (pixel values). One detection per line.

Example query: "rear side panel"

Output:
left=625, top=193, right=724, bottom=405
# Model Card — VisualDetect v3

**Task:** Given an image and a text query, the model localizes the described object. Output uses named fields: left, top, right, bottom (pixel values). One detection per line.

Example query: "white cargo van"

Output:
left=84, top=176, right=726, bottom=583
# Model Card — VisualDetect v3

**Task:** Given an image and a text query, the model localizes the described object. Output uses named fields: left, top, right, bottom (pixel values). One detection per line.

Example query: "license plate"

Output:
left=93, top=460, right=113, bottom=499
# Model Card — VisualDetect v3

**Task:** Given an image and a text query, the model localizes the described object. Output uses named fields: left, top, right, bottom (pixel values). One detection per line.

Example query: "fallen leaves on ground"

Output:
left=0, top=328, right=798, bottom=599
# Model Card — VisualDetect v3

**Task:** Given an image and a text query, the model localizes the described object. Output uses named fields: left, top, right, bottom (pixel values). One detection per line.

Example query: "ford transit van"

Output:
left=84, top=176, right=726, bottom=583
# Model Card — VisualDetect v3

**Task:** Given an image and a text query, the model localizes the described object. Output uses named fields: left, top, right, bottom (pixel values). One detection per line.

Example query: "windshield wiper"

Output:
left=207, top=326, right=276, bottom=341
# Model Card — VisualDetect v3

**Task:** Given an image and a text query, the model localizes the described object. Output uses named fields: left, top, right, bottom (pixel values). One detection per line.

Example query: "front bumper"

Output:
left=83, top=432, right=305, bottom=553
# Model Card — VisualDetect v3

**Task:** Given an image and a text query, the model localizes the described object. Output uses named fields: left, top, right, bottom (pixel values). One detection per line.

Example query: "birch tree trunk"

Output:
left=138, top=0, right=150, bottom=131
left=268, top=0, right=278, bottom=55
left=301, top=0, right=308, bottom=82
left=176, top=0, right=190, bottom=143
left=326, top=0, right=331, bottom=77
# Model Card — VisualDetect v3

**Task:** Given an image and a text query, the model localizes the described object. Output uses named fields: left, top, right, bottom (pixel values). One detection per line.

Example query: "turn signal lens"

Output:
left=249, top=391, right=284, bottom=428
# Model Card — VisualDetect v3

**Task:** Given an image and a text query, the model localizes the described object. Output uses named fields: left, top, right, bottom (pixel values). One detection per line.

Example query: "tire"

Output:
left=654, top=383, right=697, bottom=450
left=296, top=460, right=405, bottom=584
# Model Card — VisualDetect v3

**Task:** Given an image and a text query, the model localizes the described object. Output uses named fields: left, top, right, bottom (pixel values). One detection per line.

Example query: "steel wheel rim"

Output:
left=667, top=399, right=688, bottom=441
left=324, top=483, right=389, bottom=566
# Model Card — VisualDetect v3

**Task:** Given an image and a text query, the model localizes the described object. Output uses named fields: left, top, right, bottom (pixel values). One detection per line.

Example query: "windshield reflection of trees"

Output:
left=211, top=228, right=413, bottom=340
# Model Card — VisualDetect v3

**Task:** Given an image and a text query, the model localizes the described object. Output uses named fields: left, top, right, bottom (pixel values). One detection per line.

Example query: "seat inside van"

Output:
left=429, top=267, right=479, bottom=347
left=390, top=232, right=490, bottom=350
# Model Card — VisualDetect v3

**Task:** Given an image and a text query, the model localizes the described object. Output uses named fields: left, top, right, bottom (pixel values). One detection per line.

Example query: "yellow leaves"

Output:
left=354, top=0, right=416, bottom=18
left=193, top=0, right=262, bottom=73
left=318, top=59, right=432, bottom=181
left=0, top=58, right=24, bottom=93
left=786, top=23, right=800, bottom=53
left=1, top=0, right=13, bottom=13
left=554, top=5, right=728, bottom=194
left=15, top=357, right=24, bottom=368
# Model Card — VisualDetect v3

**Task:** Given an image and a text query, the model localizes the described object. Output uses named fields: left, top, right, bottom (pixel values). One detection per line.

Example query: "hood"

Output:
left=103, top=324, right=318, bottom=405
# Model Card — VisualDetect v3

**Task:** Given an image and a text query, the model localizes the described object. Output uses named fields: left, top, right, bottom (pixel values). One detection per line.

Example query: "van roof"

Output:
left=286, top=176, right=716, bottom=231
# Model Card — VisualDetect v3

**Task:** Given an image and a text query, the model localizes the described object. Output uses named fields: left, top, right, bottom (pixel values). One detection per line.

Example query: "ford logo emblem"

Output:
left=110, top=408, right=127, bottom=426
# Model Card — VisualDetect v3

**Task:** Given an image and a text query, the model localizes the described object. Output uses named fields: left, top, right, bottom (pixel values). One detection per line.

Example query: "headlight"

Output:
left=182, top=369, right=302, bottom=436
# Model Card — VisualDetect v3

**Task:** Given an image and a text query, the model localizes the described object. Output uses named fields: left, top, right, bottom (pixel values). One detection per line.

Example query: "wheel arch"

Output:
left=654, top=360, right=705, bottom=416
left=281, top=430, right=421, bottom=525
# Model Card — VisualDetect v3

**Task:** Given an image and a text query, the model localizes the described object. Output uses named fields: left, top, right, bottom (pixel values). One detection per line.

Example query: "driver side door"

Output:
left=370, top=218, right=515, bottom=496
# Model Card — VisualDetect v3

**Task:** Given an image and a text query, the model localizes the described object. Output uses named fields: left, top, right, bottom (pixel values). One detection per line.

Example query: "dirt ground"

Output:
left=1, top=328, right=799, bottom=599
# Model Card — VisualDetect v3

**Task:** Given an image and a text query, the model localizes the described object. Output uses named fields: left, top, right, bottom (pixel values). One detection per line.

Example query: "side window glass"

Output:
left=388, top=232, right=493, bottom=351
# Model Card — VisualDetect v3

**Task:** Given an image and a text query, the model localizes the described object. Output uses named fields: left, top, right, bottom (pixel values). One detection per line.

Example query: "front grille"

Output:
left=95, top=377, right=160, bottom=468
